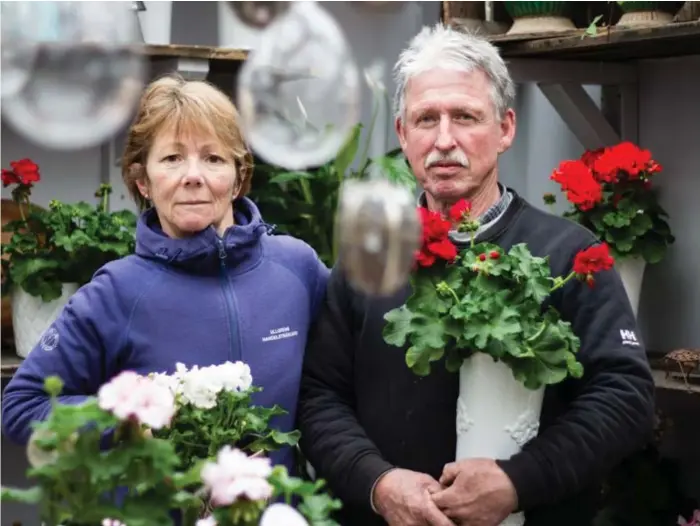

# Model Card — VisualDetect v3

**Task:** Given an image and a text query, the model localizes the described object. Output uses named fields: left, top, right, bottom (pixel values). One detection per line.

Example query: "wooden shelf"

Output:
left=479, top=20, right=700, bottom=61
left=142, top=44, right=249, bottom=63
left=1, top=352, right=22, bottom=380
left=653, top=369, right=700, bottom=395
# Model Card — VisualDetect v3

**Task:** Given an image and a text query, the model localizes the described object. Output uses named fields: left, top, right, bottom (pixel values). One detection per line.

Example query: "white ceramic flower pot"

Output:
left=12, top=283, right=79, bottom=358
left=615, top=257, right=646, bottom=317
left=137, top=1, right=173, bottom=45
left=457, top=353, right=545, bottom=526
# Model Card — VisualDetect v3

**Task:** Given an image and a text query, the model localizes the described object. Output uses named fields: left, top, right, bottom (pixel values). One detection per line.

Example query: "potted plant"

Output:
left=1, top=158, right=138, bottom=357
left=545, top=141, right=674, bottom=316
left=250, top=74, right=415, bottom=267
left=616, top=1, right=685, bottom=28
left=503, top=1, right=576, bottom=35
left=382, top=199, right=612, bottom=526
left=1, top=367, right=341, bottom=526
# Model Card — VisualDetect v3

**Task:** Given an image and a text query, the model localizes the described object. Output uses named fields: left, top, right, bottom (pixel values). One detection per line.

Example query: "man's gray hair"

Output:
left=393, top=24, right=515, bottom=120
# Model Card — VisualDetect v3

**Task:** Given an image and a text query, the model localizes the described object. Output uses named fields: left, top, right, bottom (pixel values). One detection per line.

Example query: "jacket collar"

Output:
left=135, top=196, right=269, bottom=273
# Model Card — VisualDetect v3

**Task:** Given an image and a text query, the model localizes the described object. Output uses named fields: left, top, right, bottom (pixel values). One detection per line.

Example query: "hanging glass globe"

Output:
left=337, top=178, right=421, bottom=297
left=1, top=2, right=40, bottom=98
left=1, top=1, right=146, bottom=150
left=237, top=1, right=361, bottom=170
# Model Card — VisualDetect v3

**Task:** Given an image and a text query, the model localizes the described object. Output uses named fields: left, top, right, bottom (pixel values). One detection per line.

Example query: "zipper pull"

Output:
left=217, top=238, right=227, bottom=262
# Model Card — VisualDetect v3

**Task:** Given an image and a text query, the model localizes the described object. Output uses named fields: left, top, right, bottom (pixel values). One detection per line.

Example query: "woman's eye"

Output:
left=162, top=154, right=181, bottom=163
left=207, top=155, right=225, bottom=163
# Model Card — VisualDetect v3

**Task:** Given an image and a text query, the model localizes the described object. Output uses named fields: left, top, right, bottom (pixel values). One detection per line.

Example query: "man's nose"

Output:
left=434, top=119, right=456, bottom=151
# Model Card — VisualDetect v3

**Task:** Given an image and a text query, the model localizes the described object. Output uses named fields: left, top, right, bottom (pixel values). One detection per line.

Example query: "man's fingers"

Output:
left=422, top=489, right=455, bottom=526
left=430, top=486, right=456, bottom=511
left=439, top=461, right=459, bottom=486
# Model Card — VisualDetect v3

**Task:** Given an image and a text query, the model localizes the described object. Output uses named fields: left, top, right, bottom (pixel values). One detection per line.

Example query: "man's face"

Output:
left=396, top=68, right=515, bottom=209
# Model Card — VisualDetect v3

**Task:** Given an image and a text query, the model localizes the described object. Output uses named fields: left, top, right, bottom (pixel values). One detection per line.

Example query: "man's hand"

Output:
left=373, top=468, right=454, bottom=526
left=431, top=459, right=518, bottom=526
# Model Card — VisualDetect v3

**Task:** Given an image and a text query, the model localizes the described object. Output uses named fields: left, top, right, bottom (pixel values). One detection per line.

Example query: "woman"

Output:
left=1, top=75, right=329, bottom=475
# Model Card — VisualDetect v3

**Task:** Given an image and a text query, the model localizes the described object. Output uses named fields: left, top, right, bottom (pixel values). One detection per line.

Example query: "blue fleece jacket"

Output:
left=1, top=197, right=329, bottom=474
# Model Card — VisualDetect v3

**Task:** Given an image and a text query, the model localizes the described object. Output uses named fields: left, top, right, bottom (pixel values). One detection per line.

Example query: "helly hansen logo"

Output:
left=620, top=329, right=640, bottom=347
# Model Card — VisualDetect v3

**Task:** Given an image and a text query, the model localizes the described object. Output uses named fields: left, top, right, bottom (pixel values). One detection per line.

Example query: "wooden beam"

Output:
left=537, top=83, right=620, bottom=150
left=507, top=58, right=637, bottom=85
left=143, top=44, right=248, bottom=62
left=149, top=57, right=210, bottom=82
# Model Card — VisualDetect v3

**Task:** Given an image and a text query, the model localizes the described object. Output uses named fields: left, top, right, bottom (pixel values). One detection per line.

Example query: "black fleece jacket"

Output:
left=297, top=191, right=656, bottom=526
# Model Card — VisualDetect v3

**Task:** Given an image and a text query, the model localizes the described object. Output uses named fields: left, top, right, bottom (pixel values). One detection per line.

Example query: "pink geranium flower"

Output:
left=98, top=371, right=176, bottom=429
left=200, top=446, right=273, bottom=506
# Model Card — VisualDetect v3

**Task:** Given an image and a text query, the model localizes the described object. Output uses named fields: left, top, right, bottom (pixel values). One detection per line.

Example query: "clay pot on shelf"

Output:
left=616, top=1, right=685, bottom=28
left=504, top=1, right=576, bottom=35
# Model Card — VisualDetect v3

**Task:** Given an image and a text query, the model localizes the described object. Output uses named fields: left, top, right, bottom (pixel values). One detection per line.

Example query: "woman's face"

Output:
left=137, top=129, right=239, bottom=238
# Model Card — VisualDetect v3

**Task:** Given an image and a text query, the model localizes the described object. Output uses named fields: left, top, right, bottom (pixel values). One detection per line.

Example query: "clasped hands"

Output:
left=373, top=459, right=518, bottom=526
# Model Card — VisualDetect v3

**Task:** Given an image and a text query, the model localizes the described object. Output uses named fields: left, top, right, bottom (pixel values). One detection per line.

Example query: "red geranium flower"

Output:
left=551, top=160, right=603, bottom=211
left=573, top=243, right=614, bottom=286
left=415, top=207, right=457, bottom=268
left=448, top=198, right=472, bottom=223
left=2, top=158, right=41, bottom=187
left=592, top=142, right=661, bottom=182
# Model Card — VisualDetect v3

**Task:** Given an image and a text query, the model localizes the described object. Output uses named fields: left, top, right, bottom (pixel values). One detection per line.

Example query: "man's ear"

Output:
left=395, top=116, right=408, bottom=153
left=498, top=108, right=517, bottom=154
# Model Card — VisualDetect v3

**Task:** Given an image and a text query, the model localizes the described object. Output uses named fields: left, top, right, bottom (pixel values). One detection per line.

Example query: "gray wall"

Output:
left=2, top=2, right=698, bottom=522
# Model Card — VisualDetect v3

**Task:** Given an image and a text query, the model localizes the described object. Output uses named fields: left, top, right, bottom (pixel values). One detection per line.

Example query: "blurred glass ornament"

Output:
left=337, top=178, right=421, bottom=297
left=1, top=1, right=146, bottom=150
left=229, top=1, right=291, bottom=29
left=1, top=2, right=40, bottom=98
left=237, top=1, right=360, bottom=170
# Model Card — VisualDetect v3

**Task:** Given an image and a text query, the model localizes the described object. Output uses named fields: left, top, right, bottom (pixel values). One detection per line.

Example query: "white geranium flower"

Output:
left=150, top=372, right=180, bottom=397
left=102, top=519, right=127, bottom=526
left=196, top=517, right=216, bottom=526
left=180, top=366, right=219, bottom=409
left=215, top=361, right=254, bottom=392
left=201, top=446, right=273, bottom=506
left=260, top=503, right=309, bottom=526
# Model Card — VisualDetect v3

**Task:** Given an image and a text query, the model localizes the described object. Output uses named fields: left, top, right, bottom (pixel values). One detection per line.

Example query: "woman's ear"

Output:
left=131, top=163, right=150, bottom=199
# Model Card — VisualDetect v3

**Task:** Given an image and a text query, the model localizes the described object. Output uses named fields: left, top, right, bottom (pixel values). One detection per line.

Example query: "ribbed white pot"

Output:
left=617, top=10, right=673, bottom=28
left=615, top=257, right=646, bottom=317
left=12, top=283, right=79, bottom=358
left=457, top=353, right=545, bottom=526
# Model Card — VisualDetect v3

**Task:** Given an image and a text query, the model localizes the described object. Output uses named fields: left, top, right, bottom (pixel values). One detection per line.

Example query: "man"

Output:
left=297, top=24, right=655, bottom=526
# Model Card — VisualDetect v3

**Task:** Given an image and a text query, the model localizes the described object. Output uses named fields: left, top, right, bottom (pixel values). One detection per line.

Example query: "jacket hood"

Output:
left=135, top=196, right=270, bottom=273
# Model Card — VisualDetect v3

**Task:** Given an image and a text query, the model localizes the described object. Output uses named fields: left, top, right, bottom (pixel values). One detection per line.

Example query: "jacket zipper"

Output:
left=217, top=238, right=239, bottom=361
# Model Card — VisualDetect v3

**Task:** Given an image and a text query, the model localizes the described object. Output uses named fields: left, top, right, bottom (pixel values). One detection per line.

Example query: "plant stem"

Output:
left=441, top=283, right=460, bottom=304
left=549, top=271, right=576, bottom=293
left=526, top=322, right=547, bottom=343
left=19, top=196, right=27, bottom=224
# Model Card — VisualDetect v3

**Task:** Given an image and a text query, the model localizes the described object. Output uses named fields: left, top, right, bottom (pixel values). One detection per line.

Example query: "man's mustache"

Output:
left=425, top=150, right=470, bottom=169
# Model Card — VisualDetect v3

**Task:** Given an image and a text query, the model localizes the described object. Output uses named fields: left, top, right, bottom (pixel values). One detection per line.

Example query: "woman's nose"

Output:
left=182, top=160, right=204, bottom=186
